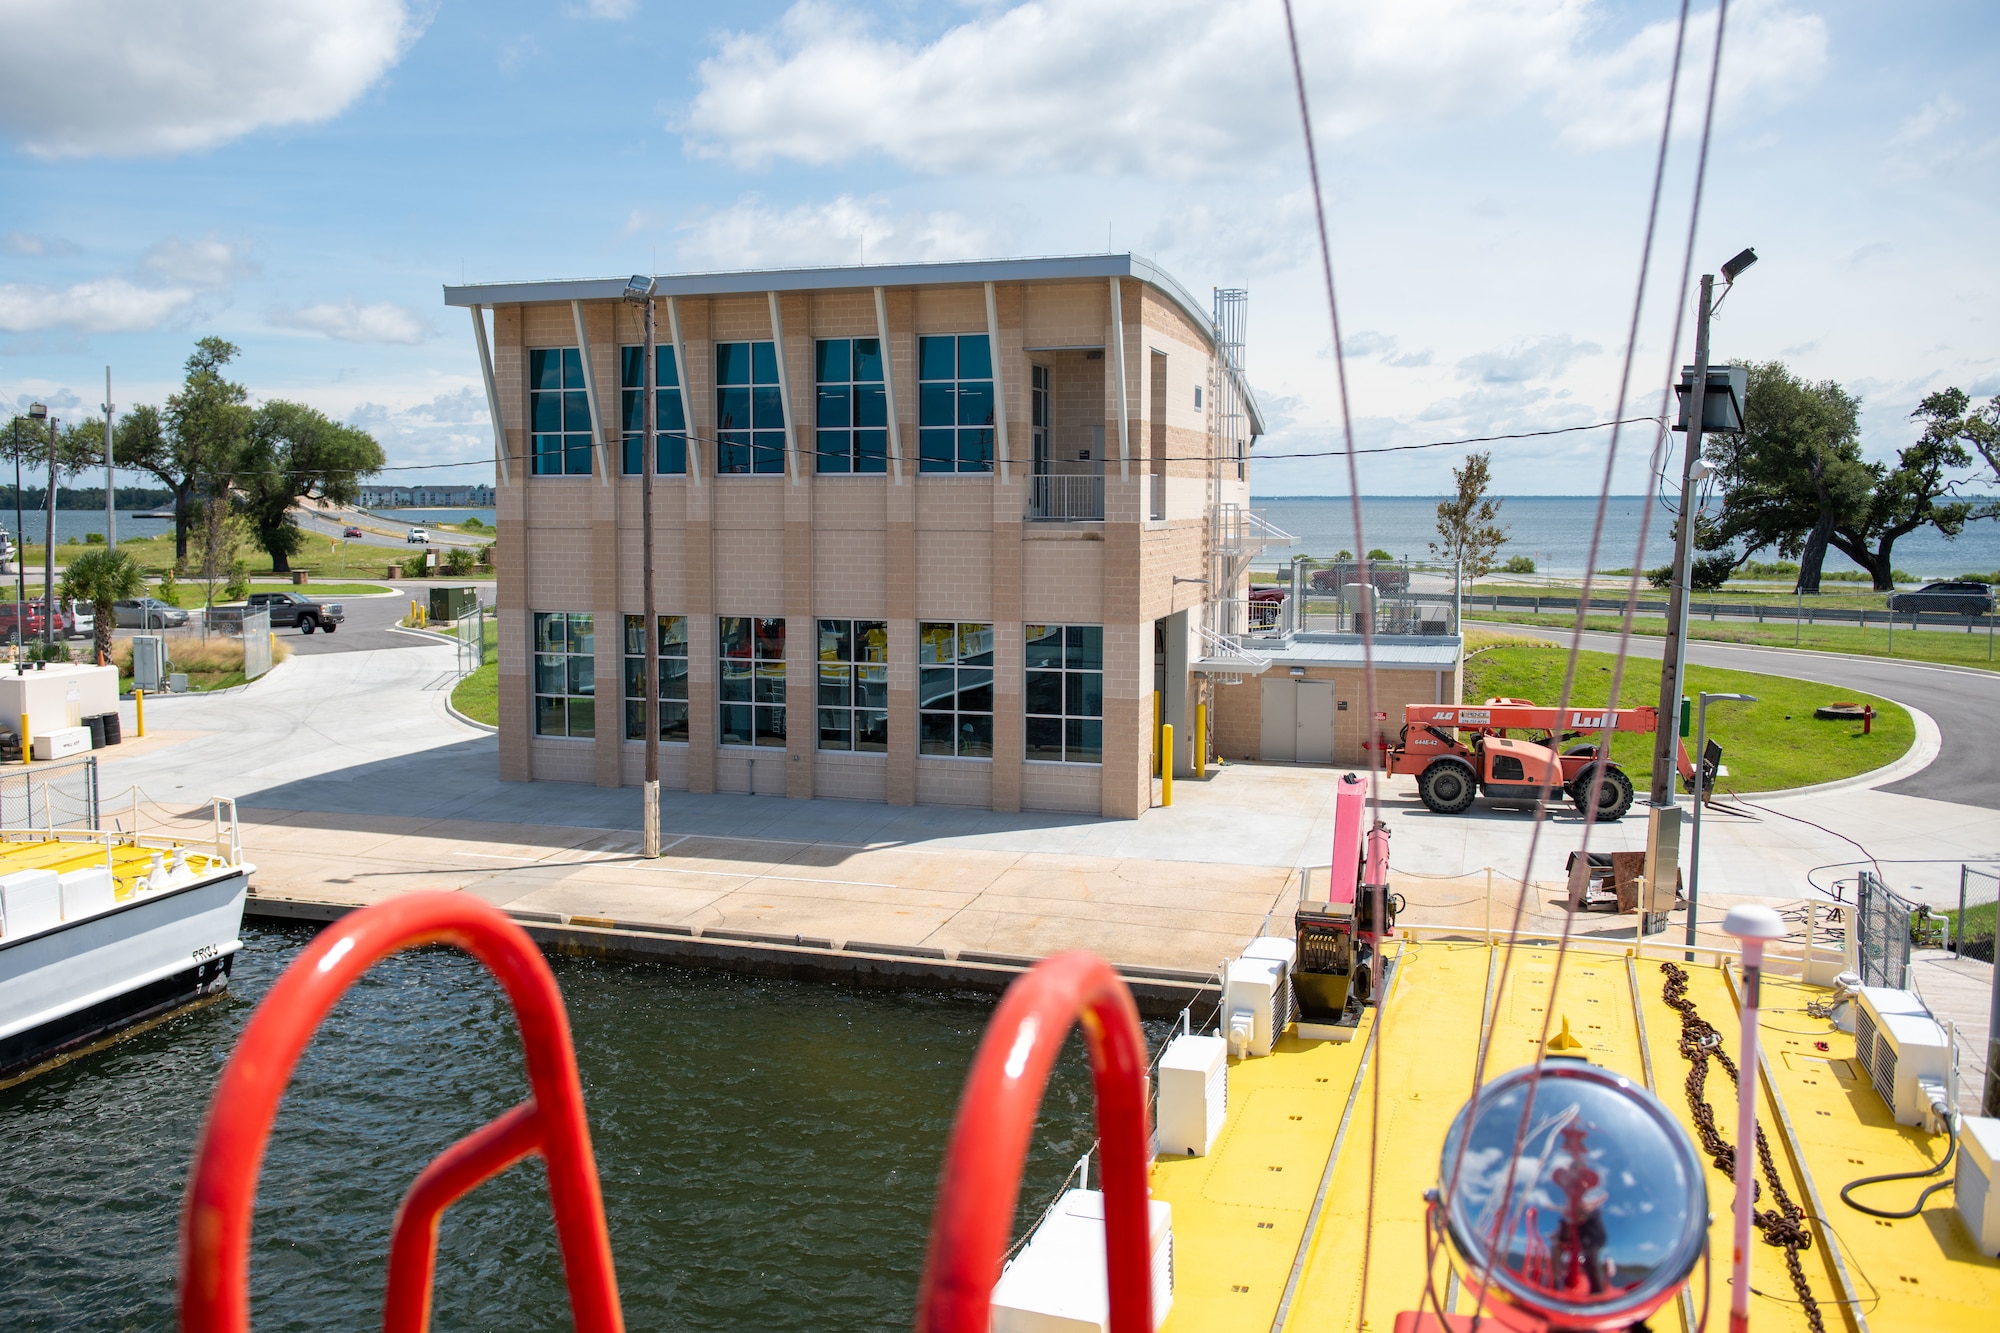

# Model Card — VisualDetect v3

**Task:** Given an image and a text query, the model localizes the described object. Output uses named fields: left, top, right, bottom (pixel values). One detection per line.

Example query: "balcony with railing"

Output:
left=1027, top=473, right=1104, bottom=522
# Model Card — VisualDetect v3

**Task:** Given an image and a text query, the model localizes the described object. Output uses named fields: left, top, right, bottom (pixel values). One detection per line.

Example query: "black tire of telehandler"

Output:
left=1569, top=764, right=1635, bottom=822
left=1418, top=760, right=1478, bottom=815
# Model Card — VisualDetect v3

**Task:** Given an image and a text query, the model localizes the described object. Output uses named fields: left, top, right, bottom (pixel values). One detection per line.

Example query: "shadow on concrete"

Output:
left=232, top=734, right=1131, bottom=865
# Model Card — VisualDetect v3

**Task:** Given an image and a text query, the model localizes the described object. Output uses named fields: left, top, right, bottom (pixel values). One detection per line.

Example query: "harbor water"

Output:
left=1253, top=495, right=2000, bottom=578
left=3, top=922, right=1142, bottom=1332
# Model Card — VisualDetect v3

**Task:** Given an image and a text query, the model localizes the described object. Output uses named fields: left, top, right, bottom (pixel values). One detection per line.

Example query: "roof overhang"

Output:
left=446, top=251, right=1267, bottom=435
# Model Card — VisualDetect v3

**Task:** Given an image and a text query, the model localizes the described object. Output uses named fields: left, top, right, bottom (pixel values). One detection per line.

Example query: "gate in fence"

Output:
left=1854, top=869, right=1914, bottom=990
left=1957, top=864, right=1998, bottom=963
left=456, top=603, right=486, bottom=677
left=241, top=608, right=272, bottom=680
left=0, top=754, right=99, bottom=831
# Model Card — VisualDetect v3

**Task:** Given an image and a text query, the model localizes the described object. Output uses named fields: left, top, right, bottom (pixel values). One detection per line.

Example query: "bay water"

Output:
left=3, top=923, right=1136, bottom=1331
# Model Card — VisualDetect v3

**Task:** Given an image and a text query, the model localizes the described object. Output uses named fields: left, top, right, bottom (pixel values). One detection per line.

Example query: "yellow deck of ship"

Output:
left=0, top=832, right=214, bottom=899
left=1147, top=937, right=2000, bottom=1333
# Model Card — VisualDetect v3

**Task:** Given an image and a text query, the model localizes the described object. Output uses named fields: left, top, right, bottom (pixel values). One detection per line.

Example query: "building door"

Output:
left=1259, top=679, right=1335, bottom=764
left=1031, top=364, right=1050, bottom=474
left=1295, top=681, right=1335, bottom=763
left=1260, top=679, right=1296, bottom=761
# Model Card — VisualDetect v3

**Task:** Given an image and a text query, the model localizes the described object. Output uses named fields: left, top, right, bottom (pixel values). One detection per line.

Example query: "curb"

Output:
left=444, top=689, right=498, bottom=733
left=1732, top=696, right=1939, bottom=801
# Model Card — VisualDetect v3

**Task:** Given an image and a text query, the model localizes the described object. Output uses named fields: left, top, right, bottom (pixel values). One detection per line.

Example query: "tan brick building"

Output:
left=446, top=255, right=1461, bottom=816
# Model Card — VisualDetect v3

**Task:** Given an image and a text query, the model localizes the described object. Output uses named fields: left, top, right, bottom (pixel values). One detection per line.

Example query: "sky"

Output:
left=0, top=0, right=1995, bottom=499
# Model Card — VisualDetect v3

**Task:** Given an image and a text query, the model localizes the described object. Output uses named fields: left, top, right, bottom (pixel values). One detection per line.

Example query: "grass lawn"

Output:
left=1461, top=640, right=1914, bottom=792
left=1468, top=608, right=2000, bottom=671
left=448, top=613, right=501, bottom=726
left=104, top=633, right=292, bottom=694
left=20, top=531, right=490, bottom=581
left=1470, top=580, right=1899, bottom=609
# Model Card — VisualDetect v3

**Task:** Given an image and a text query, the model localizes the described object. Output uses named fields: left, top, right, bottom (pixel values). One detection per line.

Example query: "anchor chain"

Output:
left=1660, top=962, right=1825, bottom=1333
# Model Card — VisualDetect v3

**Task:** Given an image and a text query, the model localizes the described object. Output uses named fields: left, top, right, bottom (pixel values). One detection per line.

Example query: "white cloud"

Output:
left=2, top=232, right=79, bottom=257
left=0, top=277, right=197, bottom=334
left=1458, top=335, right=1602, bottom=384
left=672, top=194, right=1008, bottom=270
left=142, top=236, right=254, bottom=289
left=271, top=300, right=434, bottom=345
left=681, top=0, right=1827, bottom=175
left=570, top=0, right=638, bottom=18
left=345, top=386, right=493, bottom=477
left=0, top=0, right=421, bottom=158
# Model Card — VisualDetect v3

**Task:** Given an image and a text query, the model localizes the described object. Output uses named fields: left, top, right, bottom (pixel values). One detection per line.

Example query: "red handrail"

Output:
left=913, top=951, right=1153, bottom=1333
left=179, top=892, right=623, bottom=1333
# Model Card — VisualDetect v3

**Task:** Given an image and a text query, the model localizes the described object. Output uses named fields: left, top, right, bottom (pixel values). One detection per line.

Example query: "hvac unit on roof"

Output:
left=1959, top=1116, right=2000, bottom=1257
left=1155, top=1033, right=1228, bottom=1158
left=1852, top=986, right=1950, bottom=1128
left=989, top=1189, right=1173, bottom=1333
left=1222, top=937, right=1296, bottom=1059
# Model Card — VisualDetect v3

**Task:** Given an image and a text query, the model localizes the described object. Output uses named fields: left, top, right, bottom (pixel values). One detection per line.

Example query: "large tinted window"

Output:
left=529, top=348, right=592, bottom=476
left=917, top=334, right=994, bottom=474
left=815, top=338, right=889, bottom=475
left=716, top=341, right=786, bottom=475
left=619, top=345, right=688, bottom=475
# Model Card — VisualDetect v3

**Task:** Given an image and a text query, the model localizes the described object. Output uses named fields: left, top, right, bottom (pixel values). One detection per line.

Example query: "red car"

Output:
left=0, top=604, right=48, bottom=640
left=342, top=525, right=364, bottom=538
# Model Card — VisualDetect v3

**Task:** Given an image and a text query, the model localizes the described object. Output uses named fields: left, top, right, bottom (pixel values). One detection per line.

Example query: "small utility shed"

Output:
left=1212, top=637, right=1461, bottom=766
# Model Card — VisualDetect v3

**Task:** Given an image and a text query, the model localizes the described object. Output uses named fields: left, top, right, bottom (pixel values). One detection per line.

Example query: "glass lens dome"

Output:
left=1437, top=1061, right=1707, bottom=1330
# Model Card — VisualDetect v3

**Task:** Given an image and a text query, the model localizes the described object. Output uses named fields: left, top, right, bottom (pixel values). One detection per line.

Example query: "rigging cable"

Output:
left=1278, top=6, right=1389, bottom=1329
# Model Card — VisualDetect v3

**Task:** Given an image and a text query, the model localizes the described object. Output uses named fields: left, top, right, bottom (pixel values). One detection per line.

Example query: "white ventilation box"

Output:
left=1155, top=1034, right=1228, bottom=1157
left=31, top=724, right=91, bottom=760
left=991, top=1189, right=1172, bottom=1333
left=1223, top=937, right=1295, bottom=1059
left=0, top=868, right=61, bottom=939
left=1956, top=1116, right=2000, bottom=1257
left=1853, top=987, right=1950, bottom=1126
left=58, top=866, right=116, bottom=921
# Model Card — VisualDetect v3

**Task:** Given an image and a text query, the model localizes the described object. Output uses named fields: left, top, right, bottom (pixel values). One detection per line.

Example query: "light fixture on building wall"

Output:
left=1289, top=666, right=1306, bottom=680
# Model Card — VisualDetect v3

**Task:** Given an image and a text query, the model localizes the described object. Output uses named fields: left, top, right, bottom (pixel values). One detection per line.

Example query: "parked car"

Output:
left=0, top=603, right=47, bottom=640
left=245, top=589, right=344, bottom=634
left=342, top=525, right=364, bottom=538
left=1886, top=580, right=1993, bottom=615
left=406, top=528, right=429, bottom=544
left=60, top=599, right=93, bottom=640
left=112, top=598, right=190, bottom=629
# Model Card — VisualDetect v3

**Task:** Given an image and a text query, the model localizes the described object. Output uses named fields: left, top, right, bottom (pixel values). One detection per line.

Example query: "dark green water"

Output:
left=3, top=923, right=1154, bottom=1331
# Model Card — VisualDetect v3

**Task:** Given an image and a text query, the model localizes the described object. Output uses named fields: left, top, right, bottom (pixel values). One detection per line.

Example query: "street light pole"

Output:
left=11, top=412, right=25, bottom=658
left=41, top=410, right=57, bottom=650
left=1644, top=248, right=1756, bottom=931
left=1685, top=691, right=1756, bottom=959
left=623, top=274, right=661, bottom=858
left=103, top=366, right=116, bottom=552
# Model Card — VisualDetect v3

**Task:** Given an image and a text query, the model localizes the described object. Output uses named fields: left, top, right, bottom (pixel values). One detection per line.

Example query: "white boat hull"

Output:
left=0, top=867, right=249, bottom=1080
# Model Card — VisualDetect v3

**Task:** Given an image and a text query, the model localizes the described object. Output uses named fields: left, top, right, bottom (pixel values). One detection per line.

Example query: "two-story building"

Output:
left=445, top=254, right=1460, bottom=819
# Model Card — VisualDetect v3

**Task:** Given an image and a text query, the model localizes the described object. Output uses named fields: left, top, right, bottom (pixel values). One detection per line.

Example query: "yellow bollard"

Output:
left=19, top=709, right=28, bottom=764
left=1194, top=701, right=1207, bottom=778
left=135, top=690, right=144, bottom=738
left=1160, top=723, right=1173, bottom=807
left=1152, top=690, right=1162, bottom=777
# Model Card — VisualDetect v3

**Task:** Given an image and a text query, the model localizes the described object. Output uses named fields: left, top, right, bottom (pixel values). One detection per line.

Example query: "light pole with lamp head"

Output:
left=621, top=274, right=661, bottom=857
left=1685, top=691, right=1756, bottom=959
left=1643, top=247, right=1757, bottom=935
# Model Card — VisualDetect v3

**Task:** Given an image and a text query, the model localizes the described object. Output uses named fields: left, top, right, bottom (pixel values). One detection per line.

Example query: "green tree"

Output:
left=1430, top=450, right=1507, bottom=576
left=1827, top=389, right=1996, bottom=590
left=116, top=338, right=251, bottom=565
left=1705, top=361, right=1871, bottom=593
left=236, top=401, right=385, bottom=572
left=59, top=547, right=145, bottom=663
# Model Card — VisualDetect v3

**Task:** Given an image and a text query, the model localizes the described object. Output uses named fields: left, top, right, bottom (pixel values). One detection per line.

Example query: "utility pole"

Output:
left=11, top=413, right=24, bottom=657
left=103, top=367, right=115, bottom=551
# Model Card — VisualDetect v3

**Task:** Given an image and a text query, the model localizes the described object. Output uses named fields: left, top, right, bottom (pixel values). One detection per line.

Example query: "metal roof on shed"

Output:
left=1255, top=637, right=1463, bottom=668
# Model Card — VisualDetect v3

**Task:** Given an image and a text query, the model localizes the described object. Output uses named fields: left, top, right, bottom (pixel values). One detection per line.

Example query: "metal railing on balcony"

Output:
left=1028, top=473, right=1104, bottom=522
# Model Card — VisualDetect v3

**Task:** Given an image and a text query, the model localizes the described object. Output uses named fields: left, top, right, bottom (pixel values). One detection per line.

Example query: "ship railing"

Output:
left=0, top=794, right=247, bottom=870
left=179, top=892, right=623, bottom=1333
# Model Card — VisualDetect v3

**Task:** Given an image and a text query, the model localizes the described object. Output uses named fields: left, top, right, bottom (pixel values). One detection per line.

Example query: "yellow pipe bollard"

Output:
left=1160, top=723, right=1173, bottom=807
left=135, top=690, right=144, bottom=738
left=19, top=709, right=29, bottom=764
left=1194, top=701, right=1207, bottom=778
left=1152, top=690, right=1162, bottom=777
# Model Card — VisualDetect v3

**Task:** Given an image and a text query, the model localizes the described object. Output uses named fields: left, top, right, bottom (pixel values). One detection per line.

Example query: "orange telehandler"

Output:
left=1376, top=697, right=1707, bottom=821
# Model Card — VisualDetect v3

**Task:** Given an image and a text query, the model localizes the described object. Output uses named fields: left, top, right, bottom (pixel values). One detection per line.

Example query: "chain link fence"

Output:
left=1953, top=865, right=1997, bottom=963
left=1853, top=869, right=1914, bottom=990
left=0, top=753, right=99, bottom=831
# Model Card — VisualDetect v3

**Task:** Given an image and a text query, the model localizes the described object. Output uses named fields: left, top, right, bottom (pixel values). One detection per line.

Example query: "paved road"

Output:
left=1472, top=621, right=2000, bottom=809
left=296, top=504, right=485, bottom=550
left=1471, top=602, right=1998, bottom=638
